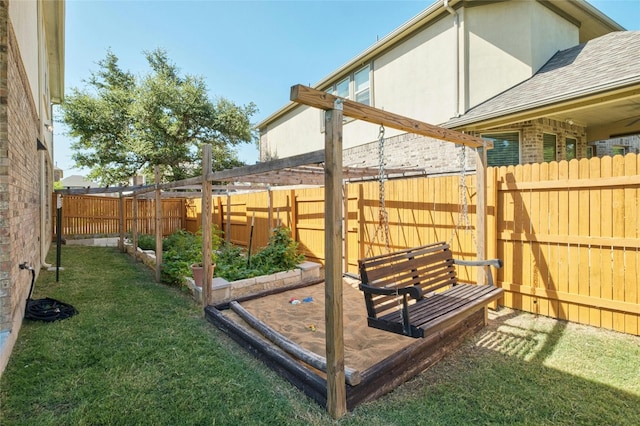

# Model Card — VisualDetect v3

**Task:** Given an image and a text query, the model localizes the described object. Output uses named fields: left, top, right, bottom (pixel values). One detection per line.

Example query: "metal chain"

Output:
left=377, top=125, right=391, bottom=253
left=449, top=145, right=477, bottom=250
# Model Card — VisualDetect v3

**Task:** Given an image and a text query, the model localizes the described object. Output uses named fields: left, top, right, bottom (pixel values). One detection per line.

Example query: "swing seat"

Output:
left=358, top=242, right=503, bottom=338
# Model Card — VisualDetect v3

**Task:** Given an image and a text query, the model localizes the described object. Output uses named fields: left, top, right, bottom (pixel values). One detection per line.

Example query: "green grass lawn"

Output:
left=1, top=246, right=639, bottom=425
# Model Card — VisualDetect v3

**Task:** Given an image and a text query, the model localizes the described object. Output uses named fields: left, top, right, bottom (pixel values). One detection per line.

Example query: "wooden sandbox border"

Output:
left=204, top=279, right=486, bottom=411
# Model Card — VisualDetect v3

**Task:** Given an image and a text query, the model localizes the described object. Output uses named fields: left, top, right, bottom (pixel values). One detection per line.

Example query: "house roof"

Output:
left=61, top=175, right=98, bottom=188
left=257, top=0, right=624, bottom=130
left=444, top=31, right=640, bottom=130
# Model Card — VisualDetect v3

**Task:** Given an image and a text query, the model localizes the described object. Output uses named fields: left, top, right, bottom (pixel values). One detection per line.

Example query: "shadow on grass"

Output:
left=2, top=246, right=638, bottom=425
left=346, top=308, right=640, bottom=425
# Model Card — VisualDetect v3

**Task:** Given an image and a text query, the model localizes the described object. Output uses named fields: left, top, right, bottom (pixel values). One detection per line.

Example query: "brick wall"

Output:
left=342, top=117, right=589, bottom=174
left=590, top=135, right=640, bottom=157
left=1, top=9, right=45, bottom=374
left=0, top=0, right=10, bottom=334
left=343, top=132, right=471, bottom=175
left=7, top=12, right=42, bottom=317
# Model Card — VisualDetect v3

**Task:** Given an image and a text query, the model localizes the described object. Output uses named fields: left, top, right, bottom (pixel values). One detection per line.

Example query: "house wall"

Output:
left=590, top=135, right=640, bottom=157
left=464, top=1, right=578, bottom=111
left=260, top=1, right=580, bottom=164
left=0, top=2, right=53, bottom=375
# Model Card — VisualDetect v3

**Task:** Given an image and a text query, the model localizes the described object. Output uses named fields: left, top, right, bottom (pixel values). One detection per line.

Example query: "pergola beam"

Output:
left=290, top=84, right=491, bottom=149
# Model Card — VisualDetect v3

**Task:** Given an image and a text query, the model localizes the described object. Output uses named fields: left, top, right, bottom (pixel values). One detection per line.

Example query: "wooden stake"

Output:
left=324, top=101, right=347, bottom=419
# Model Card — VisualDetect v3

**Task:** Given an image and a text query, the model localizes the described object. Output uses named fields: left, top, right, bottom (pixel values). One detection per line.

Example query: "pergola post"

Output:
left=324, top=101, right=346, bottom=419
left=475, top=144, right=488, bottom=285
left=118, top=192, right=125, bottom=253
left=132, top=195, right=138, bottom=263
left=154, top=166, right=163, bottom=283
left=201, top=145, right=213, bottom=306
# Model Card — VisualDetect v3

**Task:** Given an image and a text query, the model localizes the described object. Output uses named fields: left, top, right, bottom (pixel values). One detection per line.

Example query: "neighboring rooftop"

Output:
left=60, top=175, right=98, bottom=188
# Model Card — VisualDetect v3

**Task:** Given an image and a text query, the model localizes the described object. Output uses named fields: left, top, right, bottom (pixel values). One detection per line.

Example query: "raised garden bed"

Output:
left=124, top=242, right=321, bottom=304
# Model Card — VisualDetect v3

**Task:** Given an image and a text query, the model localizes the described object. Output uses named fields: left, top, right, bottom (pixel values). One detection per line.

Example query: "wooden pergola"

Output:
left=60, top=85, right=491, bottom=419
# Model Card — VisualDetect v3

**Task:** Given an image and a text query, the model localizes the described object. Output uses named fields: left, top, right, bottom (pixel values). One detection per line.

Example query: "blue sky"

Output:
left=54, top=0, right=640, bottom=176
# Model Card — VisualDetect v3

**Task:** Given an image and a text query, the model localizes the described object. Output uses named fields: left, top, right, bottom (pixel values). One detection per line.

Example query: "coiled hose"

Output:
left=21, top=263, right=78, bottom=322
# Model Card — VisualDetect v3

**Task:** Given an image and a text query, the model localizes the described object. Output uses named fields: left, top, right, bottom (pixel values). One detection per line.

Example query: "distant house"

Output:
left=60, top=174, right=99, bottom=189
left=0, top=1, right=65, bottom=374
left=258, top=0, right=637, bottom=174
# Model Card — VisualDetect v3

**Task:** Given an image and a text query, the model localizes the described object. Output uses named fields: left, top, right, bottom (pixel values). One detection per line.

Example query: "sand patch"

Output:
left=223, top=279, right=414, bottom=373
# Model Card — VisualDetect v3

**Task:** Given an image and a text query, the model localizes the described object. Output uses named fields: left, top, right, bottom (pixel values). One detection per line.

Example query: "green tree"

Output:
left=61, top=49, right=257, bottom=185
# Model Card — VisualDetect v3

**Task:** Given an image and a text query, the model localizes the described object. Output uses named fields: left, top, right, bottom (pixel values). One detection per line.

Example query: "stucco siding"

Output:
left=373, top=14, right=456, bottom=125
left=530, top=4, right=579, bottom=73
left=465, top=1, right=578, bottom=110
left=7, top=0, right=38, bottom=115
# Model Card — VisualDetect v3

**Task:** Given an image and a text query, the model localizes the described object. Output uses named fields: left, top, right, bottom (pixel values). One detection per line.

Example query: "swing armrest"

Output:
left=359, top=282, right=423, bottom=300
left=453, top=258, right=503, bottom=286
left=453, top=258, right=503, bottom=269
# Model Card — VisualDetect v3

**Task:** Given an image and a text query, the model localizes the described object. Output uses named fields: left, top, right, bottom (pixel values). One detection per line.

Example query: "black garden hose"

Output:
left=20, top=263, right=78, bottom=322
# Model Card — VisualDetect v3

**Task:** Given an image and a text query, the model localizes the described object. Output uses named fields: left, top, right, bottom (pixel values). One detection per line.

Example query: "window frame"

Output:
left=321, top=64, right=372, bottom=131
left=325, top=64, right=371, bottom=105
left=566, top=137, right=577, bottom=160
left=543, top=133, right=557, bottom=162
left=481, top=131, right=521, bottom=167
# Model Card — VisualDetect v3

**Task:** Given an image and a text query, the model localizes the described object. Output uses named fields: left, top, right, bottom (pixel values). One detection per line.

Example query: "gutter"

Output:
left=444, top=0, right=460, bottom=118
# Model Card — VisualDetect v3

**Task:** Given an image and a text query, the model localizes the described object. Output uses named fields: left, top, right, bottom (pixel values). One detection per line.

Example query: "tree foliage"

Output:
left=61, top=49, right=257, bottom=185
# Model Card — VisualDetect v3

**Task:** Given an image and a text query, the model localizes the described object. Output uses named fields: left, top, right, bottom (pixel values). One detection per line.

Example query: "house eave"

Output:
left=445, top=81, right=640, bottom=131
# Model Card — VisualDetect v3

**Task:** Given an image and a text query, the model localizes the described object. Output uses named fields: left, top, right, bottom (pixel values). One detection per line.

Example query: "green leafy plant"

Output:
left=251, top=226, right=304, bottom=275
left=136, top=234, right=156, bottom=251
left=160, top=227, right=221, bottom=286
left=214, top=226, right=304, bottom=282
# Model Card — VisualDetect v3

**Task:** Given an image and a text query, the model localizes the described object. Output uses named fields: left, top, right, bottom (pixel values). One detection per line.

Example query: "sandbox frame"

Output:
left=204, top=279, right=487, bottom=411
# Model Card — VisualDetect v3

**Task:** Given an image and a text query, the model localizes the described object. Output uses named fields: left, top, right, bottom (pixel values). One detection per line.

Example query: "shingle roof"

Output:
left=444, top=31, right=640, bottom=128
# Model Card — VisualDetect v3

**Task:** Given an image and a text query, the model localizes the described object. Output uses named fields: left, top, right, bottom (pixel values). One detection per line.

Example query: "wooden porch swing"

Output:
left=358, top=131, right=503, bottom=338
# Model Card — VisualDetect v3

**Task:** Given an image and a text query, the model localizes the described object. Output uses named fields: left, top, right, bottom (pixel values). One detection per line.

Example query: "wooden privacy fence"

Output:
left=52, top=154, right=640, bottom=336
left=190, top=154, right=640, bottom=336
left=52, top=194, right=186, bottom=238
left=490, top=154, right=640, bottom=336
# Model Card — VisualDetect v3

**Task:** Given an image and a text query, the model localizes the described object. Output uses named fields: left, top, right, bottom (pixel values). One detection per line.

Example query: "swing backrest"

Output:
left=358, top=242, right=458, bottom=318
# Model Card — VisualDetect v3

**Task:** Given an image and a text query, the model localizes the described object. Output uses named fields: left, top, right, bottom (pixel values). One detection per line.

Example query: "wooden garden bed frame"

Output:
left=204, top=279, right=487, bottom=411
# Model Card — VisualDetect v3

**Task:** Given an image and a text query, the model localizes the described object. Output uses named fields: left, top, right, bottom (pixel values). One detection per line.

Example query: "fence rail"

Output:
left=52, top=154, right=640, bottom=336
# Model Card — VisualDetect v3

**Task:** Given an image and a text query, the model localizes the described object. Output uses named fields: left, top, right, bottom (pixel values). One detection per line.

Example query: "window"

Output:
left=354, top=66, right=370, bottom=105
left=326, top=65, right=371, bottom=106
left=336, top=77, right=349, bottom=99
left=483, top=132, right=520, bottom=167
left=612, top=145, right=628, bottom=156
left=586, top=145, right=596, bottom=158
left=543, top=133, right=557, bottom=162
left=566, top=138, right=576, bottom=160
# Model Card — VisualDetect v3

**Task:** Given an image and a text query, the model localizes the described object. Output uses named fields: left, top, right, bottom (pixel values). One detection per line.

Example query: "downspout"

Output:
left=444, top=0, right=460, bottom=117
